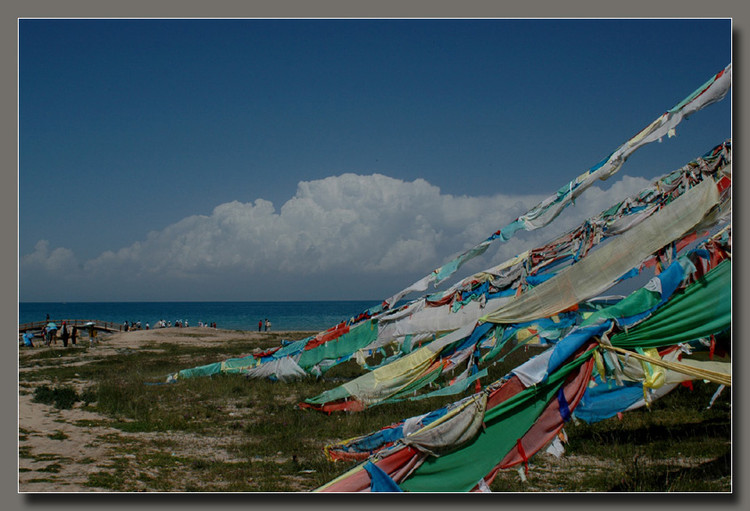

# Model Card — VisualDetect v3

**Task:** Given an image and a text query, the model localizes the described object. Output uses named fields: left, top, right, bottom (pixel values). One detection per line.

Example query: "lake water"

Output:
left=18, top=300, right=381, bottom=332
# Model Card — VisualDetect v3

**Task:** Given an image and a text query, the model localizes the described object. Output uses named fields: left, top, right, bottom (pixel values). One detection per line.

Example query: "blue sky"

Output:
left=19, top=18, right=732, bottom=302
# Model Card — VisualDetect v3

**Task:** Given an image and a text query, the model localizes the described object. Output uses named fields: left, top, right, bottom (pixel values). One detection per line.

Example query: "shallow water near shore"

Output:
left=19, top=300, right=379, bottom=332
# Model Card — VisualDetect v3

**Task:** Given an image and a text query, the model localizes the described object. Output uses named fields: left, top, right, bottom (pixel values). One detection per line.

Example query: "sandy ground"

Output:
left=18, top=327, right=306, bottom=493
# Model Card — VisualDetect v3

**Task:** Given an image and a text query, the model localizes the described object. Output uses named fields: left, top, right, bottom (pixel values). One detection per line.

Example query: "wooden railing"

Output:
left=19, top=319, right=122, bottom=334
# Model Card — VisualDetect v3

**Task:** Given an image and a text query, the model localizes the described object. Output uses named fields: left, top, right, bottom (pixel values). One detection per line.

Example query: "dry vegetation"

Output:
left=18, top=327, right=731, bottom=492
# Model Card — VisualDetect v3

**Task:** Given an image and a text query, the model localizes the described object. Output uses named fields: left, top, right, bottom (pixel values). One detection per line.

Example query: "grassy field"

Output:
left=18, top=330, right=731, bottom=492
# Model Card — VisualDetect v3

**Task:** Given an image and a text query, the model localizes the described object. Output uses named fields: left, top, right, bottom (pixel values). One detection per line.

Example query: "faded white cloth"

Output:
left=244, top=357, right=307, bottom=382
left=484, top=178, right=720, bottom=324
left=403, top=394, right=488, bottom=456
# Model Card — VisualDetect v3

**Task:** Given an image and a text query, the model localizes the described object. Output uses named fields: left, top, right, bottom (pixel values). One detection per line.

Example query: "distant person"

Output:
left=46, top=324, right=57, bottom=346
left=71, top=326, right=77, bottom=345
left=265, top=319, right=271, bottom=332
left=258, top=320, right=263, bottom=332
left=145, top=322, right=150, bottom=330
left=88, top=324, right=97, bottom=347
left=61, top=322, right=69, bottom=347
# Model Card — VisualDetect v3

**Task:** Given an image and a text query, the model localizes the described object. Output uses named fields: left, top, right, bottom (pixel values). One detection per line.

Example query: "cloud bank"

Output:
left=19, top=173, right=650, bottom=302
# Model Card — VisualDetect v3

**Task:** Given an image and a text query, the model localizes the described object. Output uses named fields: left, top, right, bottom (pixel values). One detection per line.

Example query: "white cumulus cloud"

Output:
left=21, top=240, right=79, bottom=273
left=19, top=172, right=652, bottom=301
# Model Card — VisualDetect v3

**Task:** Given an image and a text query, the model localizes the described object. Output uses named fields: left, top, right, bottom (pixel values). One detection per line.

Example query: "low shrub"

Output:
left=32, top=385, right=80, bottom=409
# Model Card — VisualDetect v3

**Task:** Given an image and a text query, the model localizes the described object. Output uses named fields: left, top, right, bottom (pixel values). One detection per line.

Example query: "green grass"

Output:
left=47, top=430, right=69, bottom=441
left=18, top=446, right=33, bottom=459
left=32, top=384, right=80, bottom=409
left=86, top=470, right=127, bottom=491
left=38, top=463, right=64, bottom=473
left=488, top=381, right=731, bottom=492
left=19, top=330, right=731, bottom=492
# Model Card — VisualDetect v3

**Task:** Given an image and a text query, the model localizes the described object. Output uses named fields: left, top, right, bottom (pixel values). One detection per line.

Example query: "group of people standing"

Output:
left=122, top=320, right=144, bottom=331
left=258, top=318, right=272, bottom=332
left=135, top=319, right=217, bottom=329
left=35, top=321, right=78, bottom=347
left=21, top=314, right=103, bottom=349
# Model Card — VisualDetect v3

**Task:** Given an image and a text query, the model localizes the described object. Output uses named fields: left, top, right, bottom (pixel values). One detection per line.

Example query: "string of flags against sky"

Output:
left=166, top=64, right=731, bottom=492
left=383, top=63, right=731, bottom=307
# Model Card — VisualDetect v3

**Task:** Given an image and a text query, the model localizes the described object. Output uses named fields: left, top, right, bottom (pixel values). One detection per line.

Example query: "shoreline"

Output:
left=19, top=300, right=380, bottom=335
left=20, top=325, right=319, bottom=344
